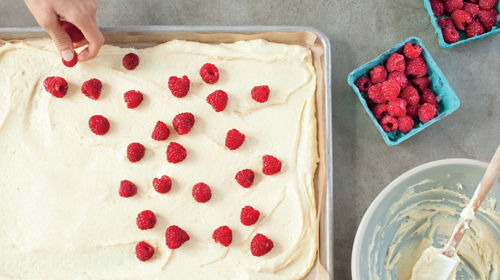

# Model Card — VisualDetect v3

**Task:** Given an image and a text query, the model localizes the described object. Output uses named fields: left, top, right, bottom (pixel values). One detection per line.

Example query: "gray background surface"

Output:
left=1, top=0, right=499, bottom=279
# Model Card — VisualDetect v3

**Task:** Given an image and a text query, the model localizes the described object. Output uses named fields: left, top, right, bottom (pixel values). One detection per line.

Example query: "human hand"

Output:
left=24, top=0, right=104, bottom=62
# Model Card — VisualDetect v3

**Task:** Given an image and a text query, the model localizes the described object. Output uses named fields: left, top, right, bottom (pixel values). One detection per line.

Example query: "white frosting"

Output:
left=0, top=38, right=318, bottom=279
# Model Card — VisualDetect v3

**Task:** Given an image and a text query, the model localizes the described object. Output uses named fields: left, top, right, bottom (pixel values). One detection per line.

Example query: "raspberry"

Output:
left=420, top=89, right=439, bottom=107
left=386, top=53, right=406, bottom=73
left=400, top=86, right=420, bottom=105
left=151, top=121, right=170, bottom=141
left=478, top=9, right=498, bottom=31
left=418, top=103, right=438, bottom=123
left=465, top=20, right=486, bottom=38
left=212, top=226, right=232, bottom=247
left=235, top=169, right=255, bottom=188
left=463, top=3, right=480, bottom=18
left=262, top=155, right=282, bottom=175
left=60, top=21, right=84, bottom=43
left=379, top=115, right=399, bottom=132
left=388, top=71, right=408, bottom=89
left=369, top=65, right=387, bottom=84
left=444, top=0, right=464, bottom=14
left=136, top=210, right=156, bottom=230
left=367, top=98, right=376, bottom=111
left=200, top=63, right=219, bottom=84
left=225, top=129, right=245, bottom=150
left=406, top=104, right=420, bottom=119
left=240, top=206, right=260, bottom=226
left=153, top=175, right=172, bottom=194
left=122, top=53, right=139, bottom=70
left=127, top=143, right=145, bottom=163
left=192, top=183, right=211, bottom=203
left=452, top=9, right=473, bottom=30
left=135, top=241, right=154, bottom=262
left=355, top=76, right=372, bottom=94
left=43, top=76, right=68, bottom=98
left=166, top=142, right=187, bottom=163
left=251, top=85, right=271, bottom=103
left=119, top=180, right=137, bottom=197
left=165, top=225, right=190, bottom=249
left=368, top=83, right=386, bottom=104
left=410, top=75, right=430, bottom=91
left=123, top=90, right=143, bottom=109
left=398, top=115, right=415, bottom=133
left=403, top=43, right=423, bottom=59
left=381, top=79, right=401, bottom=101
left=388, top=98, right=407, bottom=117
left=62, top=50, right=78, bottom=67
left=168, top=75, right=190, bottom=98
left=442, top=27, right=460, bottom=43
left=172, top=112, right=195, bottom=135
left=405, top=56, right=427, bottom=77
left=430, top=0, right=445, bottom=17
left=88, top=115, right=110, bottom=135
left=438, top=17, right=455, bottom=29
left=81, top=78, right=102, bottom=100
left=479, top=0, right=498, bottom=9
left=206, top=90, right=228, bottom=112
left=250, top=234, right=274, bottom=257
left=372, top=104, right=389, bottom=120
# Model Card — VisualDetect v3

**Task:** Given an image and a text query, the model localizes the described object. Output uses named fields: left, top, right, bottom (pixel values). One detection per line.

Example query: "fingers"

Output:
left=73, top=39, right=88, bottom=49
left=35, top=11, right=75, bottom=61
left=75, top=23, right=104, bottom=61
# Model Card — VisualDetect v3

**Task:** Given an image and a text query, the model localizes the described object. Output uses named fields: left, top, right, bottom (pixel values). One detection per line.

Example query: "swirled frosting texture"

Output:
left=0, top=39, right=318, bottom=279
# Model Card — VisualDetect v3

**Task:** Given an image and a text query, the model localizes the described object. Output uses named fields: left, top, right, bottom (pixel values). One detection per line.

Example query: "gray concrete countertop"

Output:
left=1, top=0, right=499, bottom=279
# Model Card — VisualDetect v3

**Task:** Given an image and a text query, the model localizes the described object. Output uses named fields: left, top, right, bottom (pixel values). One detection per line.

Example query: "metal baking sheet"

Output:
left=0, top=26, right=333, bottom=279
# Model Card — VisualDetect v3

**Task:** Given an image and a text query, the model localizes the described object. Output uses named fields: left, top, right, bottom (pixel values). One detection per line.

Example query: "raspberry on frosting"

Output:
left=251, top=85, right=270, bottom=103
left=136, top=210, right=156, bottom=230
left=241, top=205, right=260, bottom=226
left=225, top=129, right=245, bottom=150
left=168, top=75, right=190, bottom=98
left=206, top=90, right=228, bottom=112
left=151, top=121, right=170, bottom=141
left=166, top=142, right=187, bottom=163
left=119, top=180, right=137, bottom=198
left=192, top=183, right=212, bottom=203
left=250, top=234, right=274, bottom=257
left=88, top=115, right=110, bottom=135
left=122, top=53, right=140, bottom=70
left=43, top=76, right=68, bottom=98
left=212, top=226, right=232, bottom=247
left=235, top=169, right=255, bottom=188
left=153, top=175, right=172, bottom=194
left=81, top=78, right=102, bottom=100
left=123, top=90, right=143, bottom=109
left=136, top=241, right=154, bottom=262
left=165, top=225, right=190, bottom=249
left=262, top=155, right=282, bottom=175
left=127, top=143, right=145, bottom=162
left=200, top=63, right=219, bottom=84
left=62, top=50, right=78, bottom=67
left=172, top=112, right=195, bottom=135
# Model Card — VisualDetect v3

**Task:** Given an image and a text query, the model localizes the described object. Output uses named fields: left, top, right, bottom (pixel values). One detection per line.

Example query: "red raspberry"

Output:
left=172, top=112, right=195, bottom=135
left=410, top=75, right=430, bottom=91
left=119, top=180, right=137, bottom=197
left=43, top=76, right=68, bottom=98
left=379, top=115, right=399, bottom=132
left=88, top=115, right=110, bottom=135
left=406, top=104, right=420, bottom=119
left=135, top=241, right=154, bottom=262
left=442, top=27, right=460, bottom=43
left=430, top=0, right=445, bottom=17
left=405, top=56, right=427, bottom=77
left=388, top=98, right=407, bottom=117
left=153, top=175, right=172, bottom=194
left=369, top=65, right=387, bottom=84
left=200, top=63, right=219, bottom=84
left=479, top=0, right=498, bottom=9
left=262, top=155, right=282, bottom=175
left=398, top=115, right=415, bottom=133
left=235, top=169, right=255, bottom=188
left=240, top=205, right=260, bottom=226
left=192, top=183, right=211, bottom=203
left=367, top=98, right=376, bottom=111
left=212, top=226, right=232, bottom=247
left=465, top=20, right=486, bottom=38
left=355, top=76, right=373, bottom=94
left=419, top=103, right=438, bottom=123
left=127, top=143, right=145, bottom=163
left=122, top=53, right=139, bottom=70
left=420, top=89, right=439, bottom=107
left=444, top=0, right=464, bottom=13
left=403, top=43, right=423, bottom=59
left=59, top=21, right=84, bottom=43
left=136, top=210, right=156, bottom=230
left=452, top=9, right=473, bottom=30
left=463, top=3, right=480, bottom=18
left=438, top=17, right=455, bottom=29
left=206, top=90, right=228, bottom=112
left=62, top=50, right=78, bottom=67
left=400, top=86, right=420, bottom=105
left=123, top=90, right=143, bottom=109
left=81, top=78, right=102, bottom=100
left=165, top=225, right=190, bottom=249
left=168, top=75, right=190, bottom=98
left=372, top=104, right=389, bottom=120
left=166, top=142, right=187, bottom=163
left=386, top=53, right=406, bottom=73
left=251, top=85, right=271, bottom=103
left=478, top=9, right=498, bottom=31
left=151, top=121, right=170, bottom=141
left=225, top=129, right=245, bottom=150
left=368, top=83, right=386, bottom=104
left=388, top=71, right=408, bottom=89
left=250, top=234, right=274, bottom=257
left=381, top=79, right=401, bottom=101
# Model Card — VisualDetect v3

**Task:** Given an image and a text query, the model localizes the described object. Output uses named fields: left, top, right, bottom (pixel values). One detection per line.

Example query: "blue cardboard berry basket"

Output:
left=423, top=0, right=500, bottom=49
left=347, top=37, right=460, bottom=146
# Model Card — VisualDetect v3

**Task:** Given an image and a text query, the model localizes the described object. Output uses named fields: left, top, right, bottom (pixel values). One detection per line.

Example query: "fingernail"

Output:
left=61, top=50, right=74, bottom=61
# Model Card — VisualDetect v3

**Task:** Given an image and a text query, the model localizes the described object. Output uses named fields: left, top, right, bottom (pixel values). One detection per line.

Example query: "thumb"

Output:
left=46, top=21, right=74, bottom=61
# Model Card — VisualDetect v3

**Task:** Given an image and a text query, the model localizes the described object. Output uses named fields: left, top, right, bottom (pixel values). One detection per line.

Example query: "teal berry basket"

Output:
left=347, top=37, right=460, bottom=146
left=423, top=0, right=500, bottom=49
